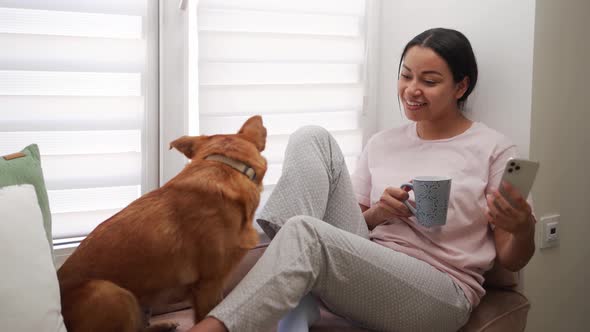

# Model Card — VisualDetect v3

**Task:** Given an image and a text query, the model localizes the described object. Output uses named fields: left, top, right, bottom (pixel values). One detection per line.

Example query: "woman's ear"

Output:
left=169, top=135, right=208, bottom=159
left=455, top=76, right=470, bottom=100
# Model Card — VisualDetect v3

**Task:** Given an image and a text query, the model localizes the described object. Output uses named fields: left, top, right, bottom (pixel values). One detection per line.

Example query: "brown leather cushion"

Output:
left=309, top=290, right=529, bottom=332
left=482, top=263, right=519, bottom=289
left=223, top=245, right=267, bottom=296
left=460, top=289, right=530, bottom=332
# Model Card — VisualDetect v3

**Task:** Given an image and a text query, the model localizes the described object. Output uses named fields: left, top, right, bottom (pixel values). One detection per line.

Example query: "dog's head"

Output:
left=169, top=115, right=267, bottom=183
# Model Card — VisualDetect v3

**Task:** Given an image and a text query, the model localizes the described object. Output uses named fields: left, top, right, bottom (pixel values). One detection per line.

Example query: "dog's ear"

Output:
left=169, top=135, right=207, bottom=159
left=238, top=115, right=266, bottom=152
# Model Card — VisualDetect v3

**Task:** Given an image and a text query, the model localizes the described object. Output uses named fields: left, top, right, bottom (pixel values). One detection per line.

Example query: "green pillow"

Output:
left=0, top=144, right=52, bottom=247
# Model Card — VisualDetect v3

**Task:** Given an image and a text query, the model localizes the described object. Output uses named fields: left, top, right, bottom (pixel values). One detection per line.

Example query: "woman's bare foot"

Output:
left=187, top=317, right=228, bottom=332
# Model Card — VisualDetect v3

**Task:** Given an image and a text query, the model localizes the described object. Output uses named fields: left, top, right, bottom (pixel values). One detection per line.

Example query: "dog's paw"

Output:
left=145, top=322, right=179, bottom=332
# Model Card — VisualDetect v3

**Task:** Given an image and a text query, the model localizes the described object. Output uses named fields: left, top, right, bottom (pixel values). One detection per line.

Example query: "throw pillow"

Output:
left=0, top=144, right=52, bottom=247
left=0, top=184, right=67, bottom=331
left=0, top=145, right=66, bottom=332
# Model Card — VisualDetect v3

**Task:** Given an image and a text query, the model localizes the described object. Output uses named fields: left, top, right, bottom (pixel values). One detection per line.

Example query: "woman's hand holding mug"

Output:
left=374, top=187, right=413, bottom=220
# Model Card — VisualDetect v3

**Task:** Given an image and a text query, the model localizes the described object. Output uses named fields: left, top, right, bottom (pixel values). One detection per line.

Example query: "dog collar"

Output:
left=205, top=154, right=257, bottom=181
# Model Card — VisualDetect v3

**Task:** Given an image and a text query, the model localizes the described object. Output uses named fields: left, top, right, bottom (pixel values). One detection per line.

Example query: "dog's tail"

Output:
left=60, top=279, right=144, bottom=332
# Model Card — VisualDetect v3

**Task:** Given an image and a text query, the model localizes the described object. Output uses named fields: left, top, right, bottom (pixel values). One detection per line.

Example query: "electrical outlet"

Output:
left=539, top=214, right=560, bottom=249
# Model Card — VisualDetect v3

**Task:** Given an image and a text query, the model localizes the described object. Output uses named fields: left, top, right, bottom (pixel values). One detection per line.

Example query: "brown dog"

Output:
left=57, top=116, right=267, bottom=332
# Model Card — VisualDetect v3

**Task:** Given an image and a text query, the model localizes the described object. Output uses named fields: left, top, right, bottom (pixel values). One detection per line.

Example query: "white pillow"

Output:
left=0, top=184, right=67, bottom=332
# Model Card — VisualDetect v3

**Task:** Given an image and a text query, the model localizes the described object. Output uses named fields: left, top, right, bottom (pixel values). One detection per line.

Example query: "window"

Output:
left=0, top=0, right=158, bottom=242
left=193, top=0, right=372, bottom=205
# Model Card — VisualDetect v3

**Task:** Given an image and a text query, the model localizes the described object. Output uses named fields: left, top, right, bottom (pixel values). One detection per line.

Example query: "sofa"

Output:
left=0, top=145, right=529, bottom=332
left=151, top=238, right=530, bottom=332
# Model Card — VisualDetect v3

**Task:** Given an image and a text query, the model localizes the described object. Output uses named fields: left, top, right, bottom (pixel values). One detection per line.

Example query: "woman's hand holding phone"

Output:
left=486, top=158, right=539, bottom=235
left=486, top=181, right=534, bottom=235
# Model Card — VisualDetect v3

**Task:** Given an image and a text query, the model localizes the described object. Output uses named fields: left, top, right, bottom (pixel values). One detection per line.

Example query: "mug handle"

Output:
left=400, top=183, right=416, bottom=215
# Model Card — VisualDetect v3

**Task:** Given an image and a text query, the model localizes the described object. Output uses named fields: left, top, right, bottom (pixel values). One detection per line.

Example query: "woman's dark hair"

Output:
left=399, top=28, right=478, bottom=108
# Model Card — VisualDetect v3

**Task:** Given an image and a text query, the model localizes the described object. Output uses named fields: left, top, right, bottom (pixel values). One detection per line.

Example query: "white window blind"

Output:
left=0, top=0, right=158, bottom=241
left=196, top=0, right=368, bottom=202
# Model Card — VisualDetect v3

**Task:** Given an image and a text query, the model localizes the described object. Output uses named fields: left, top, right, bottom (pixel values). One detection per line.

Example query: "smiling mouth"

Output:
left=406, top=100, right=427, bottom=107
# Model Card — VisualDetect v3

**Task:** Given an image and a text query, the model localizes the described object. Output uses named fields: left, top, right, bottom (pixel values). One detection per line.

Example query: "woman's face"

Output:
left=398, top=46, right=467, bottom=123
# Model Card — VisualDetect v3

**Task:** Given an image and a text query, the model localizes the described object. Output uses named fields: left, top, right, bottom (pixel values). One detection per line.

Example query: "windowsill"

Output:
left=53, top=241, right=79, bottom=269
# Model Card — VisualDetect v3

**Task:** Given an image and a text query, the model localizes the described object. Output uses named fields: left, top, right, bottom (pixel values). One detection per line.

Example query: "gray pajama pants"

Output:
left=209, top=126, right=471, bottom=332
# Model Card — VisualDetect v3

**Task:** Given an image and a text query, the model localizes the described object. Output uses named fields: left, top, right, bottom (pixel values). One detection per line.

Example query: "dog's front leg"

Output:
left=191, top=279, right=225, bottom=323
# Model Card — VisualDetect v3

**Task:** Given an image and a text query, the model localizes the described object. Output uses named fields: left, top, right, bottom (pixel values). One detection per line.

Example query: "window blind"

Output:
left=0, top=0, right=157, bottom=241
left=196, top=0, right=367, bottom=203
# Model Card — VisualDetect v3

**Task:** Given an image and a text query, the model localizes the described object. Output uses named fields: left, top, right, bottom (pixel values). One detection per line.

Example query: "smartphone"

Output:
left=499, top=158, right=540, bottom=206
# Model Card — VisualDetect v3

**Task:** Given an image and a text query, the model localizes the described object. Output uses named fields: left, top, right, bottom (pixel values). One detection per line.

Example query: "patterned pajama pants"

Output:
left=209, top=126, right=471, bottom=332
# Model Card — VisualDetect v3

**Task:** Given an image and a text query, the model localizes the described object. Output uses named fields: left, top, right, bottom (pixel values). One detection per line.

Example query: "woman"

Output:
left=190, top=28, right=536, bottom=332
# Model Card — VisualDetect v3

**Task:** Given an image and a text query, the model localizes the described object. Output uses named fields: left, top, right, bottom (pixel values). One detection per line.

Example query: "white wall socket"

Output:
left=539, top=214, right=560, bottom=249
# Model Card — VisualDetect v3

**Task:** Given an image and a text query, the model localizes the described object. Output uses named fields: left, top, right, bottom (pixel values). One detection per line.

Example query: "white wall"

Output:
left=527, top=0, right=590, bottom=330
left=375, top=0, right=535, bottom=157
